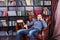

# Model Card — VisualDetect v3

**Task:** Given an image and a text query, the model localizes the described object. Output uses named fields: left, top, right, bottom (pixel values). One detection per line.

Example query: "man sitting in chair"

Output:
left=16, top=14, right=47, bottom=40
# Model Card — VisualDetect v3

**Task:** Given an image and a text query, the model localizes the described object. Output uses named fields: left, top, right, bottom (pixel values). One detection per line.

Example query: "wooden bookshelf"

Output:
left=0, top=0, right=52, bottom=37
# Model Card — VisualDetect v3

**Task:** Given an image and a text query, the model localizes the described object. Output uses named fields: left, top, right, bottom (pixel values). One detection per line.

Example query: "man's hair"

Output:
left=37, top=13, right=43, bottom=16
left=34, top=13, right=43, bottom=19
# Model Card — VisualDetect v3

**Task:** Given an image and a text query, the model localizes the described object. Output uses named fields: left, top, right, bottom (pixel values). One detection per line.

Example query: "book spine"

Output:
left=20, top=11, right=21, bottom=16
left=9, top=21, right=11, bottom=26
left=13, top=21, right=15, bottom=26
left=3, top=11, right=7, bottom=16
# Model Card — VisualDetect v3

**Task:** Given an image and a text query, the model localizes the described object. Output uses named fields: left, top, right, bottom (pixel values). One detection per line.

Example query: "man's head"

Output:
left=37, top=14, right=43, bottom=20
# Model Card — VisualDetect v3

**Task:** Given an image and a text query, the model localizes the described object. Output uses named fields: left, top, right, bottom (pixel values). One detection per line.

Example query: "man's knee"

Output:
left=29, top=31, right=34, bottom=36
left=17, top=30, right=23, bottom=34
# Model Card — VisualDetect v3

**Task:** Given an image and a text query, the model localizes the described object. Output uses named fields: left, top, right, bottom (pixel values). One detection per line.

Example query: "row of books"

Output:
left=43, top=7, right=51, bottom=15
left=26, top=7, right=51, bottom=15
left=0, top=8, right=51, bottom=16
left=9, top=21, right=16, bottom=26
left=0, top=20, right=16, bottom=27
left=0, top=11, right=25, bottom=16
left=0, top=0, right=51, bottom=6
left=0, top=20, right=23, bottom=27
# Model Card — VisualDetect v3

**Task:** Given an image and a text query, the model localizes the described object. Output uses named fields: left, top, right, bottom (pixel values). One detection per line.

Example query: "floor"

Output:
left=0, top=36, right=16, bottom=40
left=0, top=30, right=16, bottom=40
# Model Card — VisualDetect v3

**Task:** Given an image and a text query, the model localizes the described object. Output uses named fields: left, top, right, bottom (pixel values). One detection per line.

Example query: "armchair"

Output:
left=16, top=15, right=51, bottom=40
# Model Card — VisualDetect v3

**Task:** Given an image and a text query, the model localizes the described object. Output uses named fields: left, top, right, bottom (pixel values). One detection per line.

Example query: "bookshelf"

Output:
left=0, top=0, right=52, bottom=35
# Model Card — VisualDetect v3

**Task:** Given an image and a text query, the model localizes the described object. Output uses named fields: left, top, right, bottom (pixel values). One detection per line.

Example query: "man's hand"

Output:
left=24, top=25, right=28, bottom=29
left=40, top=17, right=44, bottom=20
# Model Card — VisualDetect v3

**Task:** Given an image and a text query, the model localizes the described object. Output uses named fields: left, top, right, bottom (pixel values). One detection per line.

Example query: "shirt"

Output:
left=27, top=19, right=47, bottom=31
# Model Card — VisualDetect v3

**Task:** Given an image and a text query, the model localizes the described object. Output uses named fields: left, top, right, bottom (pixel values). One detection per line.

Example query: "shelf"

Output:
left=0, top=6, right=16, bottom=7
left=0, top=5, right=52, bottom=7
left=8, top=16, right=26, bottom=17
left=9, top=26, right=16, bottom=27
left=0, top=26, right=15, bottom=28
left=0, top=16, right=7, bottom=18
left=43, top=5, right=51, bottom=7
left=0, top=26, right=8, bottom=28
left=43, top=14, right=51, bottom=16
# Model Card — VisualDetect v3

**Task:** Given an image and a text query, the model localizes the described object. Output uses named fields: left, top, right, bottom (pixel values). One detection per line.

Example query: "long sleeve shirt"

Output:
left=27, top=19, right=47, bottom=31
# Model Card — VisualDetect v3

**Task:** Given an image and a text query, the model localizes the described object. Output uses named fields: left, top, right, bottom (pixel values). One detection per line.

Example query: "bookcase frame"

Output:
left=0, top=0, right=52, bottom=38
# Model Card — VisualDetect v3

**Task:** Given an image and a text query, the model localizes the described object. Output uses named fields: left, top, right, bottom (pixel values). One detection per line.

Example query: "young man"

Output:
left=16, top=14, right=47, bottom=40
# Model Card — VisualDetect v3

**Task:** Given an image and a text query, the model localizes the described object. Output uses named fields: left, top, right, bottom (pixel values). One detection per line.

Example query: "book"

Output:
left=0, top=1, right=5, bottom=6
left=9, top=7, right=16, bottom=11
left=3, top=11, right=7, bottom=16
left=21, top=11, right=25, bottom=16
left=0, top=0, right=8, bottom=6
left=26, top=0, right=33, bottom=5
left=21, top=0, right=26, bottom=6
left=17, top=11, right=21, bottom=16
left=9, top=21, right=15, bottom=26
left=44, top=1, right=51, bottom=5
left=0, top=20, right=2, bottom=27
left=17, top=7, right=24, bottom=11
left=26, top=7, right=33, bottom=11
left=34, top=0, right=43, bottom=5
left=34, top=7, right=42, bottom=15
left=0, top=0, right=5, bottom=1
left=17, top=11, right=25, bottom=16
left=43, top=7, right=51, bottom=15
left=0, top=7, right=7, bottom=11
left=8, top=11, right=16, bottom=16
left=0, top=20, right=8, bottom=26
left=17, top=0, right=21, bottom=6
left=0, top=11, right=3, bottom=16
left=8, top=0, right=16, bottom=6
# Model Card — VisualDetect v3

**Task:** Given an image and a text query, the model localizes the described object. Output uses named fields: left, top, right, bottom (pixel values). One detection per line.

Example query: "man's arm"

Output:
left=26, top=19, right=36, bottom=26
left=41, top=19, right=47, bottom=28
left=24, top=19, right=36, bottom=29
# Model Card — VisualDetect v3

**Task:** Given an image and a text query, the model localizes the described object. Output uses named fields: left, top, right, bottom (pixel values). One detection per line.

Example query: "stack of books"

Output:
left=43, top=7, right=51, bottom=15
left=0, top=11, right=3, bottom=16
left=3, top=11, right=7, bottom=16
left=0, top=20, right=2, bottom=27
left=8, top=0, right=16, bottom=6
left=44, top=1, right=51, bottom=5
left=0, top=7, right=7, bottom=11
left=26, top=7, right=33, bottom=11
left=34, top=0, right=43, bottom=5
left=9, top=7, right=16, bottom=11
left=26, top=0, right=33, bottom=5
left=34, top=7, right=42, bottom=15
left=8, top=11, right=16, bottom=16
left=0, top=11, right=7, bottom=16
left=17, top=11, right=25, bottom=16
left=21, top=0, right=26, bottom=6
left=0, top=0, right=7, bottom=6
left=0, top=20, right=8, bottom=27
left=9, top=21, right=16, bottom=26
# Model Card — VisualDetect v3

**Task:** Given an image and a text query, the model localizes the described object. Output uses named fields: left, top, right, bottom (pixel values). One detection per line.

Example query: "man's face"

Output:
left=37, top=14, right=42, bottom=20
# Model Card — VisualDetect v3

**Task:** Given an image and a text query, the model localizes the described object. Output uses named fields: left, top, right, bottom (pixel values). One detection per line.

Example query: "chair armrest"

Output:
left=42, top=27, right=48, bottom=40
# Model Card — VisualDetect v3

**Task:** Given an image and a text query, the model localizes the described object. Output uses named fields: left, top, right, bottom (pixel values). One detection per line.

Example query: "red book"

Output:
left=4, top=11, right=7, bottom=16
left=35, top=9, right=42, bottom=15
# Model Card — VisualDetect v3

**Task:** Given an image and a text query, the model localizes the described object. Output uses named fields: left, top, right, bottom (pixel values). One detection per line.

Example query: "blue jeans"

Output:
left=16, top=28, right=40, bottom=40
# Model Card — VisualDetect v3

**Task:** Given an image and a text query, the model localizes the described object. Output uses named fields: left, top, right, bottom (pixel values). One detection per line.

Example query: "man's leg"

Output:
left=29, top=29, right=40, bottom=40
left=16, top=29, right=29, bottom=40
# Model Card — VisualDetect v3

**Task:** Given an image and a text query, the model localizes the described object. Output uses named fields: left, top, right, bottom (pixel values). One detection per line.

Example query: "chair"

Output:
left=16, top=15, right=51, bottom=40
left=24, top=15, right=51, bottom=40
